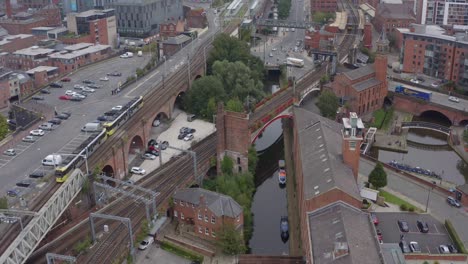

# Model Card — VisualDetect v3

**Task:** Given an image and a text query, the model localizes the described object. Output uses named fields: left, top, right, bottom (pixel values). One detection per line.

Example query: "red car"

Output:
left=61, top=77, right=71, bottom=82
left=59, top=95, right=71, bottom=100
left=370, top=213, right=379, bottom=225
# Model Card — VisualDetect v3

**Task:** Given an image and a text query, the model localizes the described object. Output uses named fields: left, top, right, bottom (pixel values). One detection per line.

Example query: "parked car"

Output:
left=32, top=96, right=44, bottom=100
left=59, top=95, right=71, bottom=100
left=370, top=213, right=379, bottom=225
left=22, top=136, right=36, bottom=142
left=416, top=220, right=429, bottom=233
left=87, top=84, right=102, bottom=89
left=180, top=127, right=189, bottom=134
left=184, top=133, right=194, bottom=141
left=61, top=77, right=71, bottom=82
left=82, top=79, right=94, bottom=84
left=40, top=89, right=51, bottom=94
left=16, top=179, right=34, bottom=188
left=448, top=96, right=460, bottom=103
left=39, top=123, right=54, bottom=130
left=447, top=196, right=461, bottom=207
left=376, top=229, right=383, bottom=241
left=82, top=87, right=95, bottom=93
left=409, top=241, right=421, bottom=253
left=399, top=240, right=411, bottom=253
left=97, top=115, right=108, bottom=122
left=72, top=93, right=86, bottom=99
left=55, top=113, right=69, bottom=120
left=7, top=188, right=22, bottom=197
left=142, top=153, right=156, bottom=160
left=152, top=119, right=160, bottom=127
left=112, top=105, right=123, bottom=111
left=65, top=90, right=75, bottom=96
left=439, top=245, right=450, bottom=254
left=74, top=84, right=85, bottom=90
left=48, top=119, right=62, bottom=125
left=29, top=170, right=46, bottom=178
left=178, top=133, right=186, bottom=140
left=131, top=167, right=146, bottom=175
left=107, top=71, right=122, bottom=76
left=398, top=220, right=409, bottom=232
left=70, top=96, right=83, bottom=102
left=61, top=111, right=72, bottom=118
left=448, top=244, right=458, bottom=253
left=138, top=236, right=154, bottom=250
left=160, top=141, right=169, bottom=150
left=3, top=149, right=16, bottom=156
left=146, top=149, right=159, bottom=156
left=30, top=129, right=45, bottom=136
left=410, top=78, right=420, bottom=84
left=100, top=77, right=109, bottom=81
left=50, top=82, right=63, bottom=88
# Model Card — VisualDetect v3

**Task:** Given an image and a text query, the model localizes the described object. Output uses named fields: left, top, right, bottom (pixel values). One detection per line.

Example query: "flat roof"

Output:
left=47, top=27, right=68, bottom=34
left=64, top=43, right=94, bottom=51
left=26, top=66, right=58, bottom=74
left=48, top=44, right=110, bottom=60
left=31, top=27, right=55, bottom=31
left=343, top=65, right=375, bottom=81
left=13, top=46, right=55, bottom=56
left=308, top=202, right=383, bottom=264
left=0, top=34, right=33, bottom=46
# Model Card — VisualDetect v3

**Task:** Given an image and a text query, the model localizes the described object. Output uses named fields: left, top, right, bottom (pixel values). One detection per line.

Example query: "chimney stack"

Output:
left=6, top=0, right=13, bottom=19
left=341, top=112, right=364, bottom=180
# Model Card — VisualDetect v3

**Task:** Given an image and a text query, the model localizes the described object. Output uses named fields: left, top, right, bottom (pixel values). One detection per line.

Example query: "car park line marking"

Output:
left=433, top=224, right=439, bottom=233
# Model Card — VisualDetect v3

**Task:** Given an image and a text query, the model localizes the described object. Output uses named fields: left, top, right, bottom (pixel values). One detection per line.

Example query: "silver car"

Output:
left=22, top=136, right=36, bottom=142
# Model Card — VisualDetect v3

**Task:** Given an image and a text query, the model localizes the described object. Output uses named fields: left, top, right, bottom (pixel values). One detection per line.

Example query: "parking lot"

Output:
left=129, top=112, right=215, bottom=182
left=375, top=212, right=454, bottom=254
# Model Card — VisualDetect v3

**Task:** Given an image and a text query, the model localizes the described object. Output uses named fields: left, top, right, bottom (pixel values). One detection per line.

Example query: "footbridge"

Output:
left=401, top=121, right=451, bottom=135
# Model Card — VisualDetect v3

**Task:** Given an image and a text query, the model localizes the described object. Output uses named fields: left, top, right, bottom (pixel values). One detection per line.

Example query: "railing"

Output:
left=401, top=121, right=451, bottom=135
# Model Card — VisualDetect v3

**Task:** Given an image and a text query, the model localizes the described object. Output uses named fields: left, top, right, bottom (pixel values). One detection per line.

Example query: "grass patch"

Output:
left=379, top=190, right=419, bottom=211
left=445, top=219, right=468, bottom=254
left=381, top=108, right=394, bottom=130
left=160, top=241, right=204, bottom=262
left=371, top=108, right=394, bottom=130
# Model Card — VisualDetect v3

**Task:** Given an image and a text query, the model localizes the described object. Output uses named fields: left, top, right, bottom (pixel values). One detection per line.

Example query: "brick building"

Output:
left=26, top=65, right=58, bottom=89
left=0, top=68, right=32, bottom=107
left=186, top=9, right=207, bottom=29
left=396, top=24, right=468, bottom=89
left=33, top=4, right=62, bottom=28
left=0, top=12, right=49, bottom=35
left=418, top=0, right=468, bottom=26
left=17, top=0, right=50, bottom=9
left=159, top=20, right=185, bottom=38
left=66, top=9, right=117, bottom=47
left=0, top=34, right=40, bottom=53
left=172, top=188, right=243, bottom=241
left=292, top=108, right=382, bottom=264
left=304, top=28, right=334, bottom=51
left=47, top=44, right=112, bottom=74
left=374, top=3, right=415, bottom=33
left=310, top=0, right=337, bottom=13
left=162, top=35, right=192, bottom=57
left=326, top=34, right=388, bottom=116
left=7, top=46, right=54, bottom=70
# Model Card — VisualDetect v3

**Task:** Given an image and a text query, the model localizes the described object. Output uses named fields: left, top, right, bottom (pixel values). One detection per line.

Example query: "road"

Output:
left=250, top=0, right=314, bottom=79
left=359, top=158, right=468, bottom=249
left=0, top=9, right=221, bottom=197
left=388, top=80, right=468, bottom=113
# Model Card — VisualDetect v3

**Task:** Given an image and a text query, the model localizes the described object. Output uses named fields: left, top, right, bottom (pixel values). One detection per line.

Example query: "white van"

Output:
left=137, top=51, right=143, bottom=57
left=127, top=52, right=134, bottom=58
left=81, top=122, right=102, bottom=132
left=42, top=154, right=62, bottom=166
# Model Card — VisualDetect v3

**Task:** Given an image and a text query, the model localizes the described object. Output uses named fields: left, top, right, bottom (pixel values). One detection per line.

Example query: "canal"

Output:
left=249, top=119, right=290, bottom=255
left=371, top=113, right=468, bottom=185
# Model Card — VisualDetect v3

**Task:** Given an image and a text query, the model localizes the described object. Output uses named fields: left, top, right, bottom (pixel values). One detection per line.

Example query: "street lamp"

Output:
left=425, top=184, right=435, bottom=212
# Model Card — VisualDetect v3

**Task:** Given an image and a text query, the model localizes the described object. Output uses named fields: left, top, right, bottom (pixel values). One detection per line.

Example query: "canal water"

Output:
left=249, top=119, right=289, bottom=255
left=371, top=113, right=468, bottom=185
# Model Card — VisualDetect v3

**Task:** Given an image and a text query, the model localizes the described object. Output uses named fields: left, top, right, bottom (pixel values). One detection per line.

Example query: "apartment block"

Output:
left=397, top=24, right=468, bottom=89
left=420, top=0, right=468, bottom=26
left=66, top=9, right=117, bottom=47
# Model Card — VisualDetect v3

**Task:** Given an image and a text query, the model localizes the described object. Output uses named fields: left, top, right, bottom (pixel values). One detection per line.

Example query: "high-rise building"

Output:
left=96, top=0, right=183, bottom=37
left=66, top=9, right=117, bottom=47
left=420, top=0, right=468, bottom=26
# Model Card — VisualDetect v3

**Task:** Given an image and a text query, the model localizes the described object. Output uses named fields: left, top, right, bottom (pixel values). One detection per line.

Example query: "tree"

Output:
left=218, top=224, right=246, bottom=255
left=226, top=98, right=244, bottom=113
left=136, top=67, right=145, bottom=77
left=248, top=146, right=258, bottom=174
left=368, top=162, right=387, bottom=189
left=278, top=0, right=292, bottom=19
left=316, top=90, right=339, bottom=119
left=206, top=97, right=217, bottom=121
left=0, top=196, right=7, bottom=209
left=221, top=155, right=234, bottom=175
left=184, top=76, right=226, bottom=118
left=212, top=60, right=265, bottom=103
left=313, top=11, right=335, bottom=24
left=0, top=115, right=8, bottom=141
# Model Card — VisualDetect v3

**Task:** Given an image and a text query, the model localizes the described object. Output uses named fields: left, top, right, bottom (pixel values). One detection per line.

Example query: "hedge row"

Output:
left=160, top=241, right=204, bottom=262
left=445, top=219, right=467, bottom=254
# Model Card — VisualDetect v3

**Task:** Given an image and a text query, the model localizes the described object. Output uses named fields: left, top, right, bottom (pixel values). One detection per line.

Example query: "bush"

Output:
left=445, top=219, right=467, bottom=253
left=0, top=196, right=8, bottom=209
left=160, top=241, right=204, bottom=262
left=400, top=204, right=408, bottom=211
left=73, top=236, right=92, bottom=254
left=408, top=206, right=415, bottom=212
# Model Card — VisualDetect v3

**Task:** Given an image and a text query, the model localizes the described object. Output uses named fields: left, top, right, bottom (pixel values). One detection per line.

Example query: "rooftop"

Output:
left=308, top=202, right=383, bottom=264
left=377, top=3, right=415, bottom=20
left=380, top=244, right=406, bottom=264
left=293, top=107, right=361, bottom=200
left=13, top=46, right=55, bottom=56
left=351, top=78, right=382, bottom=92
left=75, top=9, right=115, bottom=18
left=359, top=3, right=375, bottom=18
left=26, top=66, right=58, bottom=74
left=0, top=34, right=34, bottom=46
left=343, top=65, right=374, bottom=81
left=31, top=27, right=55, bottom=31
left=163, top=34, right=191, bottom=45
left=64, top=42, right=94, bottom=51
left=48, top=44, right=110, bottom=60
left=173, top=188, right=243, bottom=218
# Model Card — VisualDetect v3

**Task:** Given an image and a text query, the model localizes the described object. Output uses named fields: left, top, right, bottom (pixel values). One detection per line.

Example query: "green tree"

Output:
left=206, top=97, right=217, bottom=121
left=369, top=162, right=387, bottom=189
left=184, top=76, right=226, bottom=118
left=248, top=146, right=258, bottom=174
left=0, top=115, right=9, bottom=141
left=0, top=196, right=7, bottom=209
left=212, top=60, right=265, bottom=102
left=278, top=0, right=292, bottom=19
left=226, top=98, right=244, bottom=113
left=218, top=224, right=246, bottom=255
left=221, top=156, right=234, bottom=175
left=316, top=90, right=339, bottom=119
left=313, top=11, right=335, bottom=24
left=136, top=67, right=145, bottom=77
